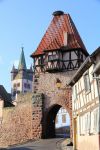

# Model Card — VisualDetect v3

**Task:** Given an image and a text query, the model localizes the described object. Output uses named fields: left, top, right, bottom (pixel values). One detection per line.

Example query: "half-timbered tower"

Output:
left=31, top=11, right=89, bottom=139
left=68, top=47, right=100, bottom=150
left=11, top=48, right=33, bottom=100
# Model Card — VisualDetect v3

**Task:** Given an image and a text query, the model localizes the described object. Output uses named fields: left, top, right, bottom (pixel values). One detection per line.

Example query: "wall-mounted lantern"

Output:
left=56, top=78, right=62, bottom=89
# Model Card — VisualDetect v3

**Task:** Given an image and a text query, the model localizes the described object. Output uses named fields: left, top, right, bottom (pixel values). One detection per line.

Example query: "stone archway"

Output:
left=43, top=104, right=71, bottom=139
left=32, top=87, right=72, bottom=140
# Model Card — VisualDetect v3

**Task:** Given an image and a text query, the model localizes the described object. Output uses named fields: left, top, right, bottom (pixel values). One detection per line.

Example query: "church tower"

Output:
left=11, top=48, right=33, bottom=100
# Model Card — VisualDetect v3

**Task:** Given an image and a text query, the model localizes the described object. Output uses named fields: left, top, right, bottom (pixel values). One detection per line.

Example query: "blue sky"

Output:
left=0, top=0, right=100, bottom=92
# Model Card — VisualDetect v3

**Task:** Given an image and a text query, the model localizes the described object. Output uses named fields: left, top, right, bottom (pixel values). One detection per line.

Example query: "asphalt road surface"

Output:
left=7, top=138, right=64, bottom=150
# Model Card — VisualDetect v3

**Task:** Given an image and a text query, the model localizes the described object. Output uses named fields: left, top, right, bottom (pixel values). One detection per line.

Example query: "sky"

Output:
left=0, top=0, right=100, bottom=93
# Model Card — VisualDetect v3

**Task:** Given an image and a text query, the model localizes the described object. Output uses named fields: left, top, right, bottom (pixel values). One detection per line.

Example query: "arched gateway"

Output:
left=44, top=103, right=71, bottom=138
left=31, top=11, right=88, bottom=140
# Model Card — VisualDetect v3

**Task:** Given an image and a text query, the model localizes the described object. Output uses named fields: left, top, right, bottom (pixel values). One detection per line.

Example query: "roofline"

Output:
left=67, top=56, right=92, bottom=86
left=31, top=47, right=89, bottom=58
left=91, top=46, right=100, bottom=57
left=68, top=46, right=100, bottom=86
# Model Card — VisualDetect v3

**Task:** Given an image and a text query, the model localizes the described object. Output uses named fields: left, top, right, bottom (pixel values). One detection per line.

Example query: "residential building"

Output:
left=68, top=47, right=100, bottom=150
left=11, top=48, right=33, bottom=99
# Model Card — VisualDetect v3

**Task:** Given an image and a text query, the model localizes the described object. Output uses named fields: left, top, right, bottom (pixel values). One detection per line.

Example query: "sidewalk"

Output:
left=61, top=139, right=73, bottom=150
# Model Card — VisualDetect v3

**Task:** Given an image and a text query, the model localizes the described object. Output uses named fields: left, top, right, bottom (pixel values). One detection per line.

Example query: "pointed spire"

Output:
left=11, top=64, right=15, bottom=72
left=18, top=47, right=27, bottom=70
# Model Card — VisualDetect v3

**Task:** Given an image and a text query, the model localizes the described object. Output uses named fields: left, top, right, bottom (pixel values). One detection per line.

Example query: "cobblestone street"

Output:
left=4, top=138, right=73, bottom=150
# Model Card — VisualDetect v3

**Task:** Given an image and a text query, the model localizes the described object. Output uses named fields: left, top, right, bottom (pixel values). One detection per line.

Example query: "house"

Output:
left=68, top=47, right=100, bottom=150
left=11, top=47, right=33, bottom=100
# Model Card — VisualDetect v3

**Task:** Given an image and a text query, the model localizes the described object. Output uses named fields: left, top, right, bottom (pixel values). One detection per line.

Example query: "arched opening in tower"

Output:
left=44, top=104, right=70, bottom=139
left=55, top=107, right=70, bottom=138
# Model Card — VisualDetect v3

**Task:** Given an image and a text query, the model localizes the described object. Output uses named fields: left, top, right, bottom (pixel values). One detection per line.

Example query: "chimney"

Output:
left=63, top=32, right=68, bottom=46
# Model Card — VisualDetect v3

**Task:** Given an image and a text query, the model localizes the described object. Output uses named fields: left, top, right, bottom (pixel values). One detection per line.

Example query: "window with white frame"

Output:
left=80, top=112, right=90, bottom=135
left=93, top=107, right=99, bottom=133
left=84, top=72, right=91, bottom=92
left=80, top=108, right=99, bottom=135
left=90, top=107, right=99, bottom=134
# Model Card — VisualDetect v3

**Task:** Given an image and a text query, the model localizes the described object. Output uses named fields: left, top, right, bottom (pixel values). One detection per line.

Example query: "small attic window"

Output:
left=84, top=72, right=91, bottom=92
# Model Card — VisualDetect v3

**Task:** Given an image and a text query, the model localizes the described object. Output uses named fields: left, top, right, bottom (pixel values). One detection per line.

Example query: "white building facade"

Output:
left=68, top=47, right=100, bottom=150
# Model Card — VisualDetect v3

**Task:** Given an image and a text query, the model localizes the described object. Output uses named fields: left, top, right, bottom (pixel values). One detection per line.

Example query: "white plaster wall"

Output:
left=73, top=64, right=99, bottom=111
left=11, top=79, right=22, bottom=94
left=55, top=108, right=70, bottom=128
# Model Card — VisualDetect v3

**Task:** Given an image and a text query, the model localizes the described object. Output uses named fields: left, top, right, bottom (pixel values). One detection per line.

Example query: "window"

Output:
left=24, top=83, right=30, bottom=89
left=93, top=108, right=99, bottom=133
left=90, top=108, right=99, bottom=134
left=80, top=112, right=90, bottom=135
left=62, top=114, right=66, bottom=123
left=27, top=84, right=30, bottom=89
left=17, top=83, right=20, bottom=87
left=38, top=57, right=44, bottom=65
left=48, top=55, right=58, bottom=61
left=84, top=72, right=91, bottom=92
left=24, top=83, right=27, bottom=88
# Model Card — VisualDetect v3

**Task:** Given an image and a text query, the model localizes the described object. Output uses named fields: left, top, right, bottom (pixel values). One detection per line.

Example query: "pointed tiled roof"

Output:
left=18, top=47, right=27, bottom=70
left=31, top=11, right=88, bottom=57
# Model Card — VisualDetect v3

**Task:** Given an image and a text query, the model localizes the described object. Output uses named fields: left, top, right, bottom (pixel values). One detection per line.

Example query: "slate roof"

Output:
left=0, top=85, right=13, bottom=107
left=31, top=11, right=88, bottom=57
left=18, top=48, right=27, bottom=70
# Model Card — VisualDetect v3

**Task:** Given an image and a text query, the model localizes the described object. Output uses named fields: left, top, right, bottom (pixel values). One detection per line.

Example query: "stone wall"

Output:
left=0, top=93, right=33, bottom=147
left=34, top=71, right=75, bottom=138
left=32, top=94, right=44, bottom=139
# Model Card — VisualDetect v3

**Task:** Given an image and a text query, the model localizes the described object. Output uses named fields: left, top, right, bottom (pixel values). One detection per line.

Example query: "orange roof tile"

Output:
left=31, top=11, right=88, bottom=57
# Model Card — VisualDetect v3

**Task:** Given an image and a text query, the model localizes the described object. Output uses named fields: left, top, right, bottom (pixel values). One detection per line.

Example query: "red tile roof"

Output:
left=31, top=12, right=88, bottom=57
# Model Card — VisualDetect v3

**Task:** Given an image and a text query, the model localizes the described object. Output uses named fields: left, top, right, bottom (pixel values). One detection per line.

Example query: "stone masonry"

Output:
left=33, top=71, right=75, bottom=138
left=0, top=93, right=33, bottom=147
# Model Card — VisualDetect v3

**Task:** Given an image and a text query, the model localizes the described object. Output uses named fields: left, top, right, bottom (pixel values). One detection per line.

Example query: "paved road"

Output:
left=7, top=138, right=64, bottom=150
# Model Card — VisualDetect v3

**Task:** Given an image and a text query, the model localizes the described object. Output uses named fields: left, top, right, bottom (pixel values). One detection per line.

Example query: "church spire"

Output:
left=18, top=47, right=27, bottom=70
